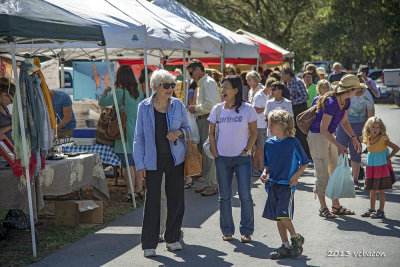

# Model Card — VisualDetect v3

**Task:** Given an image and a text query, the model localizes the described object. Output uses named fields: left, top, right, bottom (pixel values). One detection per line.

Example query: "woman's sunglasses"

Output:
left=6, top=94, right=13, bottom=102
left=162, top=83, right=176, bottom=89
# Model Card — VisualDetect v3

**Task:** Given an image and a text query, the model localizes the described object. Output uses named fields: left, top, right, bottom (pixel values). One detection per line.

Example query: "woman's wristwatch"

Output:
left=243, top=149, right=251, bottom=156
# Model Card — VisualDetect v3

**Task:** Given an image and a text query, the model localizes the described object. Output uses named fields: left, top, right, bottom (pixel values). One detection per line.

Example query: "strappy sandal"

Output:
left=371, top=209, right=385, bottom=219
left=319, top=207, right=337, bottom=218
left=361, top=209, right=375, bottom=217
left=222, top=234, right=233, bottom=241
left=184, top=177, right=194, bottom=189
left=241, top=235, right=252, bottom=243
left=120, top=194, right=133, bottom=203
left=332, top=205, right=355, bottom=215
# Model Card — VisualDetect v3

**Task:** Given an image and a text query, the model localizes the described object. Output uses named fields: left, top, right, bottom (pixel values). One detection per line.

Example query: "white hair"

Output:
left=246, top=70, right=261, bottom=83
left=150, top=69, right=175, bottom=90
left=333, top=62, right=341, bottom=68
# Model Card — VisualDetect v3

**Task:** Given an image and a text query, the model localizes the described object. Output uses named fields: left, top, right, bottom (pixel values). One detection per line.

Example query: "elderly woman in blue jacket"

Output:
left=134, top=69, right=190, bottom=258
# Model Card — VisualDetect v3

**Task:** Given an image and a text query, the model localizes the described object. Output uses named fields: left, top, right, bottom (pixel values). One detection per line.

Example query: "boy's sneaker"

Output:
left=144, top=249, right=156, bottom=258
left=270, top=244, right=292, bottom=259
left=290, top=233, right=305, bottom=257
left=166, top=241, right=183, bottom=251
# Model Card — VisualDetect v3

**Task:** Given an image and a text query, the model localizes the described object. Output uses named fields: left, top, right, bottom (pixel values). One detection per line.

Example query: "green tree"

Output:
left=176, top=0, right=399, bottom=69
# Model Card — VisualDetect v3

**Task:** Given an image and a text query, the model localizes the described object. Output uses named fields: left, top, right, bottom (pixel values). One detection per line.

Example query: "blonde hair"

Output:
left=316, top=79, right=330, bottom=96
left=362, top=116, right=387, bottom=143
left=267, top=109, right=295, bottom=137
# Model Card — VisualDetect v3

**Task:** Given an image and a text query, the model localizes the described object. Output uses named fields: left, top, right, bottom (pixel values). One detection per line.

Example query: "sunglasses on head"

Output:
left=161, top=83, right=176, bottom=89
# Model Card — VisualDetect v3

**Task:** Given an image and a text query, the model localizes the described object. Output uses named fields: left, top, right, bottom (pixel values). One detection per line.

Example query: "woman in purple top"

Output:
left=307, top=74, right=363, bottom=218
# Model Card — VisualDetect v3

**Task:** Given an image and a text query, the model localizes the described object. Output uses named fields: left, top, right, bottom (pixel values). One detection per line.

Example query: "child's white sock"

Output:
left=283, top=241, right=290, bottom=248
left=291, top=233, right=298, bottom=239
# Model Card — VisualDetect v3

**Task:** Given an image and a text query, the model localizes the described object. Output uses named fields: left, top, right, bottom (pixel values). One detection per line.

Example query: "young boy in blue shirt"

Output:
left=260, top=109, right=310, bottom=259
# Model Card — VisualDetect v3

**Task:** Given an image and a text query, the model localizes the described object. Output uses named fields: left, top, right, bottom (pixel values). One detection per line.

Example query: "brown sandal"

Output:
left=222, top=234, right=233, bottom=241
left=332, top=205, right=355, bottom=215
left=319, top=208, right=337, bottom=218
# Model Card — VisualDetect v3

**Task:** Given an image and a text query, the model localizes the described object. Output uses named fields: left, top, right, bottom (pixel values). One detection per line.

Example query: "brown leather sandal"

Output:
left=319, top=208, right=337, bottom=218
left=332, top=205, right=355, bottom=215
left=222, top=234, right=233, bottom=241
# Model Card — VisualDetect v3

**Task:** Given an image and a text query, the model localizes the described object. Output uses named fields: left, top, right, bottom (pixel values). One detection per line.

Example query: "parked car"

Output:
left=382, top=69, right=400, bottom=106
left=59, top=67, right=73, bottom=95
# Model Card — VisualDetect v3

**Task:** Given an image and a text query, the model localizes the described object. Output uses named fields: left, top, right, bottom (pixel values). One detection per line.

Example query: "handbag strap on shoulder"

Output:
left=183, top=127, right=191, bottom=146
left=122, top=89, right=126, bottom=108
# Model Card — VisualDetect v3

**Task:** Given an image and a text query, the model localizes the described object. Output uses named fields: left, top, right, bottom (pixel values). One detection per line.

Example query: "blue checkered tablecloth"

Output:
left=61, top=144, right=121, bottom=166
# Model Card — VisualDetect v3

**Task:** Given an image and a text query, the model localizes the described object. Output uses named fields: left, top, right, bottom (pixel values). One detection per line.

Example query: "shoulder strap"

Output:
left=183, top=127, right=191, bottom=145
left=121, top=89, right=126, bottom=109
left=216, top=103, right=223, bottom=123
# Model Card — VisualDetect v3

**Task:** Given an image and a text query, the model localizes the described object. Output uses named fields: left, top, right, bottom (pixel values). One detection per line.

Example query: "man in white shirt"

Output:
left=251, top=77, right=274, bottom=175
left=187, top=59, right=220, bottom=196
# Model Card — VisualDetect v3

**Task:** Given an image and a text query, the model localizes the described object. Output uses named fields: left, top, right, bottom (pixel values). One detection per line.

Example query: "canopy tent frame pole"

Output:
left=220, top=42, right=225, bottom=74
left=186, top=51, right=191, bottom=102
left=183, top=51, right=187, bottom=106
left=103, top=46, right=136, bottom=208
left=60, top=47, right=65, bottom=91
left=10, top=41, right=37, bottom=257
left=256, top=45, right=260, bottom=71
left=144, top=48, right=149, bottom=98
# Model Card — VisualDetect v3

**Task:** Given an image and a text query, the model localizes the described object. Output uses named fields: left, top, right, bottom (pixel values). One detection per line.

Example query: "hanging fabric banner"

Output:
left=41, top=59, right=60, bottom=90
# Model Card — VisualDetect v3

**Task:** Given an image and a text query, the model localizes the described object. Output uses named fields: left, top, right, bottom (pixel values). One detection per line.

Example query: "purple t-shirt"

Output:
left=309, top=96, right=350, bottom=133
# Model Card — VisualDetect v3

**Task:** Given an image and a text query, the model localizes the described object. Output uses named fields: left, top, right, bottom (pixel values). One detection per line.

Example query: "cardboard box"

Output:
left=55, top=200, right=103, bottom=226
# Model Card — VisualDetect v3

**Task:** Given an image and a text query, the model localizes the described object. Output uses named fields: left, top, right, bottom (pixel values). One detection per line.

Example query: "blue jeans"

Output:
left=215, top=155, right=254, bottom=236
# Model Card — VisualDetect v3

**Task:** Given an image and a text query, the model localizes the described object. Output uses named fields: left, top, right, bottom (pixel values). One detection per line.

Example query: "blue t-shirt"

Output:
left=52, top=90, right=76, bottom=129
left=263, top=137, right=310, bottom=188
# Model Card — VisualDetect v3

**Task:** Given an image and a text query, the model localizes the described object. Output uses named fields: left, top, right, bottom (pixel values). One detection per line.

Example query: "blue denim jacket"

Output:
left=133, top=95, right=191, bottom=171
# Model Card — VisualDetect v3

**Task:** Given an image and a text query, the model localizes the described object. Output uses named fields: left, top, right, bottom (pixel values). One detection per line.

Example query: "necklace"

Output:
left=368, top=134, right=381, bottom=145
left=224, top=102, right=235, bottom=109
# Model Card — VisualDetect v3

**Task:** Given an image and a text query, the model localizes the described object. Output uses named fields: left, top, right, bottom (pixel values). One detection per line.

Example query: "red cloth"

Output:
left=366, top=164, right=393, bottom=179
left=13, top=152, right=37, bottom=180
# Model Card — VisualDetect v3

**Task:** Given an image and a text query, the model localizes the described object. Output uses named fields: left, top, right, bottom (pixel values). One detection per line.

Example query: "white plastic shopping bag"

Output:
left=325, top=154, right=356, bottom=199
left=186, top=110, right=200, bottom=144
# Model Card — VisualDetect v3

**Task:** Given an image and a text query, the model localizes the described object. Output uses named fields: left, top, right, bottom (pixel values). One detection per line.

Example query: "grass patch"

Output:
left=0, top=198, right=144, bottom=266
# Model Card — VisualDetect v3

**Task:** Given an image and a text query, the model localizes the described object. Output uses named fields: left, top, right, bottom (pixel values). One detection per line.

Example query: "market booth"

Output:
left=0, top=0, right=120, bottom=257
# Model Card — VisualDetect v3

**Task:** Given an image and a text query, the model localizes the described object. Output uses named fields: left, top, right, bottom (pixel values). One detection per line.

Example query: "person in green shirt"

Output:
left=99, top=65, right=144, bottom=202
left=303, top=71, right=318, bottom=107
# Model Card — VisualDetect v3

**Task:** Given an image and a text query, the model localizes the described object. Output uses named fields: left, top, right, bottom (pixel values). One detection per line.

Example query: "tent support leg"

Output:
left=103, top=46, right=136, bottom=208
left=144, top=48, right=149, bottom=98
left=183, top=51, right=187, bottom=106
left=10, top=41, right=37, bottom=257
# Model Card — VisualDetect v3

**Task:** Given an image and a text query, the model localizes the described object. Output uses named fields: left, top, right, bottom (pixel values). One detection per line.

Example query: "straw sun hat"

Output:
left=316, top=67, right=328, bottom=77
left=332, top=74, right=367, bottom=93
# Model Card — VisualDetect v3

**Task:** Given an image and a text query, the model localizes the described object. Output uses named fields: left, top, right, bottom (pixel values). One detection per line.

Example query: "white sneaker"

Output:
left=143, top=249, right=156, bottom=258
left=166, top=241, right=182, bottom=251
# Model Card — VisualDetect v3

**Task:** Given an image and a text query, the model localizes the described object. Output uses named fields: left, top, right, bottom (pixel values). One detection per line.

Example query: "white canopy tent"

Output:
left=152, top=0, right=260, bottom=71
left=3, top=0, right=226, bottom=101
left=0, top=0, right=131, bottom=258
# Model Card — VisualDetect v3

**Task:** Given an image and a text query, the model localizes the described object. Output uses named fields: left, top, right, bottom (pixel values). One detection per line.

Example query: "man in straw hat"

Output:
left=307, top=74, right=364, bottom=218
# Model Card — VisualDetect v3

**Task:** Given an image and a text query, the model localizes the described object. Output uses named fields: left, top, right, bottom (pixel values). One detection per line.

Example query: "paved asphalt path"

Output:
left=31, top=104, right=400, bottom=267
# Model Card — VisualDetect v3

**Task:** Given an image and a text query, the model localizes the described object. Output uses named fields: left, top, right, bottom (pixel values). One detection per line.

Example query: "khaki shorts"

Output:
left=307, top=132, right=338, bottom=196
left=256, top=128, right=268, bottom=147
